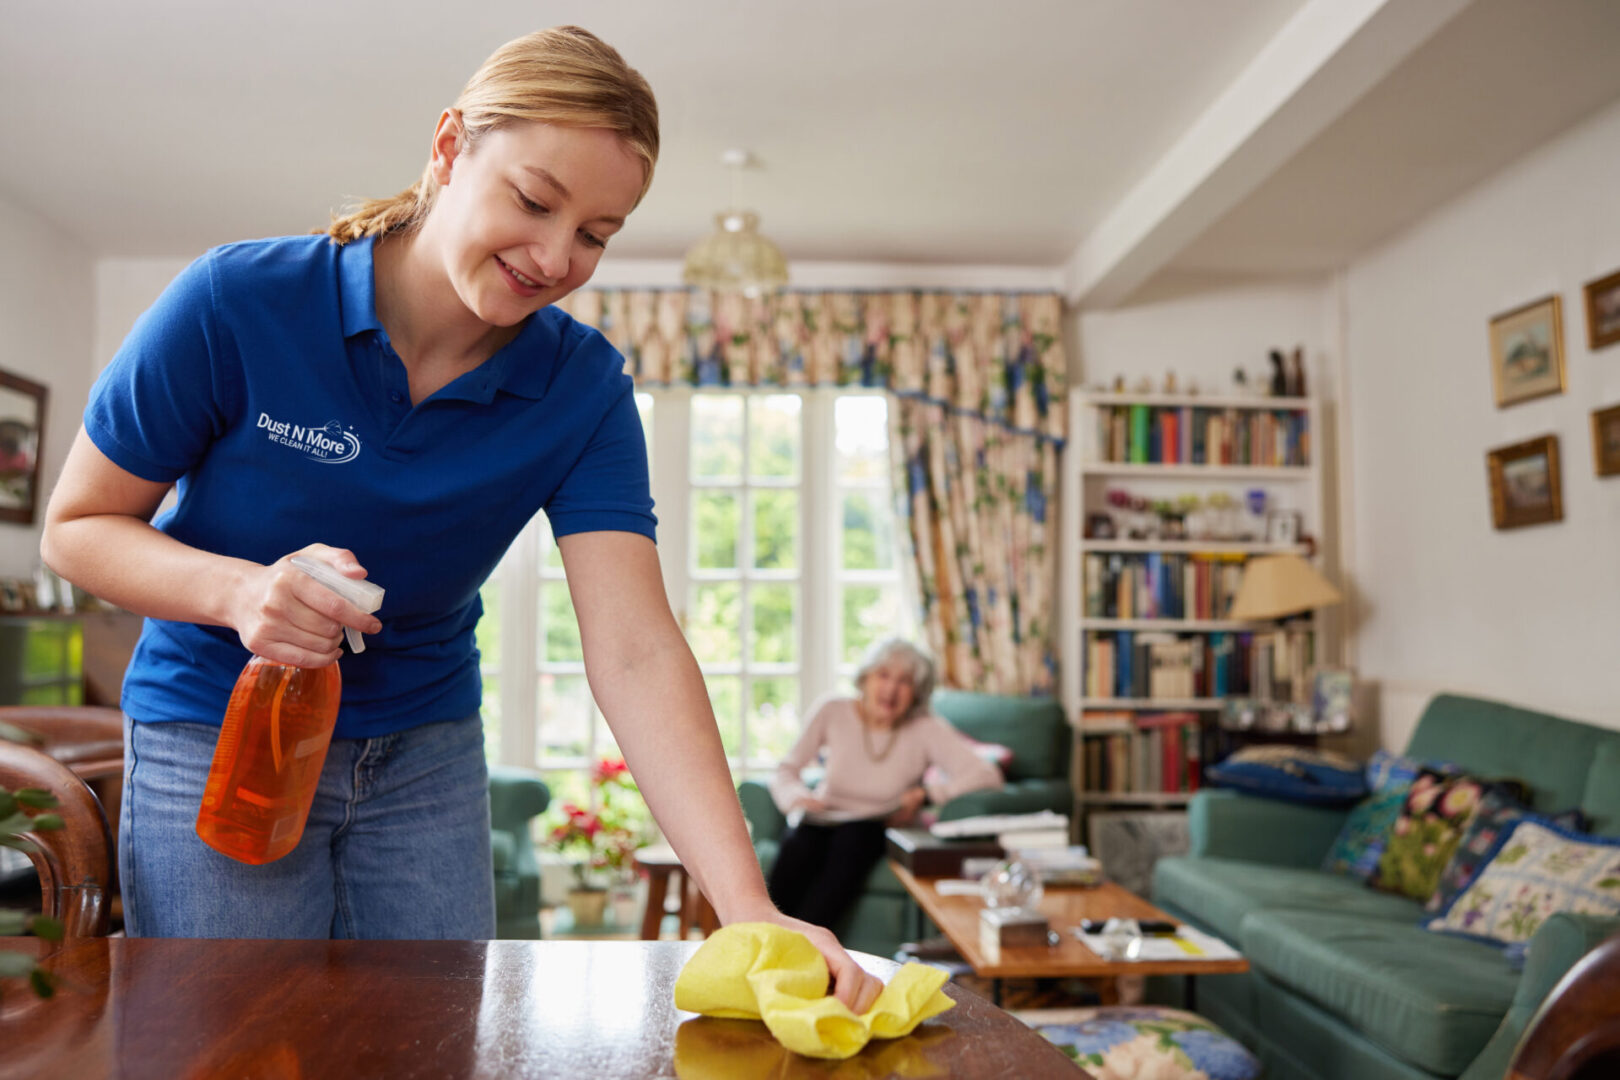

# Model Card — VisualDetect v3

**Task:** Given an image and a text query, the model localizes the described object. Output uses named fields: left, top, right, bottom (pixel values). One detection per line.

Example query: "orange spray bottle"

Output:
left=195, top=555, right=385, bottom=865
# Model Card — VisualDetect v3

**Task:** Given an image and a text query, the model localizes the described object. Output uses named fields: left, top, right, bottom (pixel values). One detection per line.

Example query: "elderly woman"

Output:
left=766, top=637, right=1003, bottom=930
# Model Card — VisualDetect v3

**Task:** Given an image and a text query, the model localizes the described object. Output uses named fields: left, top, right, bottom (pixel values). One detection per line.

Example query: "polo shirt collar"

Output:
left=336, top=235, right=552, bottom=403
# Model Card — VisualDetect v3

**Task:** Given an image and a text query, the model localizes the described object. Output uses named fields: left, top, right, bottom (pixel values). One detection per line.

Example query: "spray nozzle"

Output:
left=290, top=555, right=385, bottom=655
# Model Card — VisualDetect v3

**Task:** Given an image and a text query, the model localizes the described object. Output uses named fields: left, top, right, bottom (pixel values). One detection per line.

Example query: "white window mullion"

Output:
left=801, top=388, right=836, bottom=711
left=500, top=516, right=540, bottom=768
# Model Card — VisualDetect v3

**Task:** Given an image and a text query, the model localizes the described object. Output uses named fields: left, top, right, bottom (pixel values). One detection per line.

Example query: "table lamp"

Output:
left=1227, top=554, right=1342, bottom=622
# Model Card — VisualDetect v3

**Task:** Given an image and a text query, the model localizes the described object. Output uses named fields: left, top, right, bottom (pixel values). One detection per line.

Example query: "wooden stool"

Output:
left=632, top=844, right=720, bottom=941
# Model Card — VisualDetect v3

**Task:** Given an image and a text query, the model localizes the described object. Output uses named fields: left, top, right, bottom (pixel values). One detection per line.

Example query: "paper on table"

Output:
left=1072, top=924, right=1242, bottom=963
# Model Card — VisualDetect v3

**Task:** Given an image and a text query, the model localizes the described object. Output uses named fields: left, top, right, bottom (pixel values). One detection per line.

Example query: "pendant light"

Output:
left=681, top=149, right=789, bottom=298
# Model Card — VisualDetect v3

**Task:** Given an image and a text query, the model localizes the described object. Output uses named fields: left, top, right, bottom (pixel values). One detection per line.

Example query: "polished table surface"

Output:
left=891, top=862, right=1250, bottom=980
left=0, top=937, right=1084, bottom=1079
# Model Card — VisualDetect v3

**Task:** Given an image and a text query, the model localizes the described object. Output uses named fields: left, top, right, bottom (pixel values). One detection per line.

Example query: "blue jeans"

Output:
left=119, top=711, right=495, bottom=939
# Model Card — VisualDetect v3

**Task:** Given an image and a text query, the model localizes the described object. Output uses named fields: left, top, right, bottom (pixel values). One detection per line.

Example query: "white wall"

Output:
left=0, top=194, right=95, bottom=579
left=1344, top=96, right=1620, bottom=735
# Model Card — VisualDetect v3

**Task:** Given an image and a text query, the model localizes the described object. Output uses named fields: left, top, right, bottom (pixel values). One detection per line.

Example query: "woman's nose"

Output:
left=528, top=229, right=570, bottom=284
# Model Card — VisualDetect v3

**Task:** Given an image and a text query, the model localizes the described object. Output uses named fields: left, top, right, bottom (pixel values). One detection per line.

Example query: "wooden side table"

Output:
left=632, top=844, right=719, bottom=941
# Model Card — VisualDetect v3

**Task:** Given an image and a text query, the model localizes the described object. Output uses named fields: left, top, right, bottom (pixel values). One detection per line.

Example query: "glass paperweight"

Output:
left=980, top=859, right=1045, bottom=910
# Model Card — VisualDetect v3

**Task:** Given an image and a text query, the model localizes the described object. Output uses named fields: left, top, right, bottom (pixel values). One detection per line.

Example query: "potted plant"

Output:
left=1, top=722, right=65, bottom=999
left=545, top=757, right=650, bottom=929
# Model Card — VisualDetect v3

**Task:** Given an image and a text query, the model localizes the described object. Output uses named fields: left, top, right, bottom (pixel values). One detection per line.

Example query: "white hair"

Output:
left=852, top=637, right=936, bottom=723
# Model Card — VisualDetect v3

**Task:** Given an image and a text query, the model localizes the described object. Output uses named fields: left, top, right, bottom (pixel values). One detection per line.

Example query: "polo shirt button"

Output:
left=389, top=391, right=403, bottom=403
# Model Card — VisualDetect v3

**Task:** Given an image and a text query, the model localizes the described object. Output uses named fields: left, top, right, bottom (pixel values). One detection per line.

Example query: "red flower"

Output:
left=593, top=757, right=630, bottom=784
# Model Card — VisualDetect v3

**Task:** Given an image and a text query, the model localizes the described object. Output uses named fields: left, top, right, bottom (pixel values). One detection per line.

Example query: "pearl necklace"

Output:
left=859, top=706, right=898, bottom=763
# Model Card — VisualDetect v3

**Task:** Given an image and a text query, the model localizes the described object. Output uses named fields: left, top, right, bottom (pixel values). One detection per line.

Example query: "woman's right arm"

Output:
left=41, top=428, right=379, bottom=668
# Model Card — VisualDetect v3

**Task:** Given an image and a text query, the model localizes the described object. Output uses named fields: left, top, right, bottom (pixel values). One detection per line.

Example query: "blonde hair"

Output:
left=325, top=25, right=658, bottom=244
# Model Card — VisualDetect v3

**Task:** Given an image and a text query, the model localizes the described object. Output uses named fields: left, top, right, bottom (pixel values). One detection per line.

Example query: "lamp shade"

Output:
left=681, top=210, right=789, bottom=297
left=1227, top=554, right=1343, bottom=622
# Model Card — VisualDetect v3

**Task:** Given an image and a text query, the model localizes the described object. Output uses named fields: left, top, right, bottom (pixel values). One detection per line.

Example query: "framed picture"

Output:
left=1489, top=296, right=1565, bottom=408
left=1584, top=269, right=1620, bottom=351
left=1486, top=434, right=1563, bottom=530
left=1593, top=403, right=1620, bottom=478
left=0, top=368, right=48, bottom=525
left=1311, top=668, right=1355, bottom=734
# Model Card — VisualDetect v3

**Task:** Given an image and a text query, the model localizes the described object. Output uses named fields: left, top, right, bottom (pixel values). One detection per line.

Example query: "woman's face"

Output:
left=861, top=658, right=917, bottom=728
left=424, top=116, right=645, bottom=326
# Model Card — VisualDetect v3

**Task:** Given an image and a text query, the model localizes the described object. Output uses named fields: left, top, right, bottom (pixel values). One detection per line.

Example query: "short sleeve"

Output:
left=85, top=254, right=234, bottom=483
left=543, top=378, right=657, bottom=541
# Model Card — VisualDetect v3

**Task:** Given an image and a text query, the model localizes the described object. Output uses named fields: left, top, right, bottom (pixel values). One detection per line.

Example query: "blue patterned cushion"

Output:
left=1206, top=745, right=1368, bottom=805
left=1322, top=785, right=1411, bottom=881
left=1016, top=1005, right=1260, bottom=1079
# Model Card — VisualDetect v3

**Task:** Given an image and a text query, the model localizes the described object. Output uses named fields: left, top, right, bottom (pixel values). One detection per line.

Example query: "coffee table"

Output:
left=889, top=860, right=1247, bottom=1006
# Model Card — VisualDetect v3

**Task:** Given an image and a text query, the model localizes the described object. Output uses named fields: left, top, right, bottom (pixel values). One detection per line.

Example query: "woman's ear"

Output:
left=429, top=109, right=466, bottom=185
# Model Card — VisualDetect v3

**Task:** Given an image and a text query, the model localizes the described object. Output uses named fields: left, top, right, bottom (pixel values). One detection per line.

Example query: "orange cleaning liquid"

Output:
left=195, top=657, right=342, bottom=865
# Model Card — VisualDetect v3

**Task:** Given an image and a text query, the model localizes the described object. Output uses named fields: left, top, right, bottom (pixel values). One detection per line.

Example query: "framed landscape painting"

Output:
left=1594, top=403, right=1620, bottom=478
left=1584, top=269, right=1620, bottom=351
left=1486, top=434, right=1562, bottom=530
left=1489, top=296, right=1565, bottom=408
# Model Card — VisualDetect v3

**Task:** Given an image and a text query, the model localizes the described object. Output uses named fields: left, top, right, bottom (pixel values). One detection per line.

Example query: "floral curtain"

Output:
left=558, top=289, right=1067, bottom=695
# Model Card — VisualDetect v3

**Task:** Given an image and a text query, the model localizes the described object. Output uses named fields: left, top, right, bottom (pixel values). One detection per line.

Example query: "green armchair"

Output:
left=737, top=690, right=1073, bottom=958
left=489, top=765, right=550, bottom=939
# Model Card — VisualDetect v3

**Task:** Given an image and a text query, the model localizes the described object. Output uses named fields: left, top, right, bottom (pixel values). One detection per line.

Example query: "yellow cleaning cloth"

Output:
left=672, top=923, right=955, bottom=1060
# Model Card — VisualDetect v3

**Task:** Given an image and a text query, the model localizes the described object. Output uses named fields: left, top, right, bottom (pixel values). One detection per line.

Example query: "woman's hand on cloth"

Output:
left=723, top=897, right=884, bottom=1015
left=231, top=544, right=383, bottom=667
left=885, top=785, right=928, bottom=827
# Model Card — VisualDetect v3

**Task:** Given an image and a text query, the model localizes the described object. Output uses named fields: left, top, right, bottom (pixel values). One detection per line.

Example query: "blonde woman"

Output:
left=768, top=638, right=1003, bottom=929
left=42, top=26, right=880, bottom=1011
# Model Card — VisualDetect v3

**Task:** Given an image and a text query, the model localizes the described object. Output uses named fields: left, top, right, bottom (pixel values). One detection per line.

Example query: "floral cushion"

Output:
left=1373, top=769, right=1525, bottom=902
left=1426, top=820, right=1620, bottom=945
left=1423, top=790, right=1587, bottom=914
left=1016, top=1005, right=1260, bottom=1080
left=1322, top=786, right=1410, bottom=882
left=1365, top=748, right=1426, bottom=792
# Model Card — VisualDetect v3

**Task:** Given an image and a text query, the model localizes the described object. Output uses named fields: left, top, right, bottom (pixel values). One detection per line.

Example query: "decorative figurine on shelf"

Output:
left=1164, top=371, right=1179, bottom=395
left=1287, top=346, right=1307, bottom=398
left=1268, top=350, right=1289, bottom=397
left=1112, top=375, right=1127, bottom=393
left=1085, top=512, right=1116, bottom=540
left=1185, top=377, right=1199, bottom=397
left=1133, top=376, right=1155, bottom=394
left=1232, top=368, right=1249, bottom=397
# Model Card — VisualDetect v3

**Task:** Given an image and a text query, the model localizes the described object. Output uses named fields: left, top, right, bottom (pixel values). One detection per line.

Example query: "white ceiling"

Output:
left=4, top=0, right=1619, bottom=305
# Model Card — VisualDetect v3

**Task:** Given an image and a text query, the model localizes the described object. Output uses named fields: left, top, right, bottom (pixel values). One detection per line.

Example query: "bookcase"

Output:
left=1058, top=388, right=1326, bottom=825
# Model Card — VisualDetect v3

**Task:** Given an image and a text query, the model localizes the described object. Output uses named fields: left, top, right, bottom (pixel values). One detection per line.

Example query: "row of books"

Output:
left=1083, top=551, right=1248, bottom=621
left=1083, top=629, right=1317, bottom=703
left=1094, top=405, right=1310, bottom=467
left=1078, top=711, right=1203, bottom=795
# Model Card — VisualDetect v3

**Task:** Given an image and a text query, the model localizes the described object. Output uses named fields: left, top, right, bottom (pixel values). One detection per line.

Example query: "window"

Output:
left=481, top=388, right=912, bottom=809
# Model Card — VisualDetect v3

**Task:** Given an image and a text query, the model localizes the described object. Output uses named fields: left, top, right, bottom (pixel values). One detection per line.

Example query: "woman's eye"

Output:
left=579, top=231, right=607, bottom=250
left=518, top=193, right=548, bottom=214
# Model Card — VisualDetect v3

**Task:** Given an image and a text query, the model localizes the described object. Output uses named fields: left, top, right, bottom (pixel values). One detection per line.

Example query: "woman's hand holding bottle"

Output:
left=230, top=544, right=382, bottom=667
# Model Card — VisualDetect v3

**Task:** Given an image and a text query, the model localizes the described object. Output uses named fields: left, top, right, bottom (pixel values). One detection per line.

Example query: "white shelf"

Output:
left=1080, top=539, right=1309, bottom=555
left=1080, top=618, right=1260, bottom=632
left=1082, top=463, right=1312, bottom=480
left=1078, top=698, right=1225, bottom=711
left=1077, top=393, right=1313, bottom=410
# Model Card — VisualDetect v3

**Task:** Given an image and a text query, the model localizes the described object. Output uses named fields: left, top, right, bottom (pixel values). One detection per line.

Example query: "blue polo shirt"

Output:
left=86, top=234, right=655, bottom=738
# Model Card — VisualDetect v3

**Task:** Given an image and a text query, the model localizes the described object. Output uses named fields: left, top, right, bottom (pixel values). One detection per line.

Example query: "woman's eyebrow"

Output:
left=522, top=165, right=626, bottom=226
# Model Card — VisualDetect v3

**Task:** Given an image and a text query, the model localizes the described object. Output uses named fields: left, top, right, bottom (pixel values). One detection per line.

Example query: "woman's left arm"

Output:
left=920, top=717, right=1005, bottom=806
left=557, top=530, right=881, bottom=1013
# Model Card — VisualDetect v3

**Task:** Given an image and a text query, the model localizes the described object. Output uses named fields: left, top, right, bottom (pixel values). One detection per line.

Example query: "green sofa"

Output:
left=1152, top=693, right=1620, bottom=1080
left=489, top=765, right=551, bottom=939
left=737, top=689, right=1073, bottom=958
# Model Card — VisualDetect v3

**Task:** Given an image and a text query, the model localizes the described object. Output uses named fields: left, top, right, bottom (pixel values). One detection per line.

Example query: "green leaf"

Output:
left=0, top=792, right=15, bottom=819
left=0, top=910, right=26, bottom=934
left=14, top=789, right=59, bottom=810
left=28, top=814, right=64, bottom=832
left=0, top=836, right=38, bottom=852
left=0, top=721, right=42, bottom=745
left=0, top=951, right=36, bottom=978
left=29, top=968, right=55, bottom=998
left=29, top=915, right=63, bottom=942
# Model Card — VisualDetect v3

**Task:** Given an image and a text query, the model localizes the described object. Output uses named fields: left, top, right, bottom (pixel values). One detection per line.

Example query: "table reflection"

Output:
left=674, top=1017, right=957, bottom=1080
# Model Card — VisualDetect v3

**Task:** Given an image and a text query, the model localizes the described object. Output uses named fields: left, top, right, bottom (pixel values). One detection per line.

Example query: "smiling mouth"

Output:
left=496, top=256, right=543, bottom=289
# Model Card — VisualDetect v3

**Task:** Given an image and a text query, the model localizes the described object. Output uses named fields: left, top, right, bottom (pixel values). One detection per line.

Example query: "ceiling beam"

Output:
left=1063, top=0, right=1475, bottom=309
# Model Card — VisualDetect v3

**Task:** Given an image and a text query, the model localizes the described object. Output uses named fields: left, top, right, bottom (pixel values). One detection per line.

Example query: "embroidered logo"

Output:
left=256, top=413, right=362, bottom=464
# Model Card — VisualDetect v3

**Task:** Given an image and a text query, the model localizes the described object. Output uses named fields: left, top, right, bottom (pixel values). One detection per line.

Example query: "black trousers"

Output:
left=766, top=819, right=889, bottom=931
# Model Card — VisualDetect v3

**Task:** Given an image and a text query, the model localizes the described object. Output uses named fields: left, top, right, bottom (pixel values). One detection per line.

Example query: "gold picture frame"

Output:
left=1489, top=296, right=1565, bottom=408
left=1487, top=434, right=1562, bottom=530
left=1585, top=269, right=1620, bottom=351
left=1594, top=403, right=1620, bottom=478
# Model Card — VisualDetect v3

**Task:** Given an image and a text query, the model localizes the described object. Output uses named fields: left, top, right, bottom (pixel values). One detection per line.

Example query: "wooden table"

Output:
left=0, top=937, right=1083, bottom=1079
left=890, top=861, right=1249, bottom=1005
left=633, top=844, right=720, bottom=941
